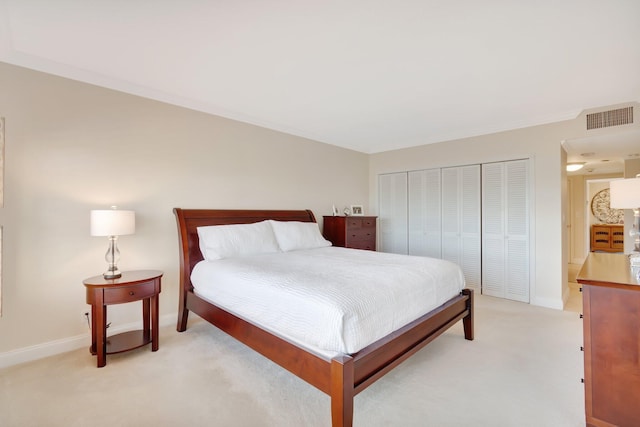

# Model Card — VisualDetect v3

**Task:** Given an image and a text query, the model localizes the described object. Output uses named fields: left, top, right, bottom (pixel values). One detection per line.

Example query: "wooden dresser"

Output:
left=577, top=253, right=640, bottom=427
left=322, top=216, right=376, bottom=251
left=590, top=224, right=624, bottom=252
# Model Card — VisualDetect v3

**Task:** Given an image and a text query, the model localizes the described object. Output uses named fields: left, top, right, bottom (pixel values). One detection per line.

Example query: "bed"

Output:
left=174, top=208, right=474, bottom=427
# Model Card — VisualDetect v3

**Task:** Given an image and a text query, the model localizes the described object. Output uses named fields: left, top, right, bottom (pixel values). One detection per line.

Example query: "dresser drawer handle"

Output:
left=129, top=291, right=135, bottom=296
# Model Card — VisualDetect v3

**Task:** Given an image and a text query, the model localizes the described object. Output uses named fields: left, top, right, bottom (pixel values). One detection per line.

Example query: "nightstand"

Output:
left=322, top=216, right=377, bottom=250
left=84, top=270, right=163, bottom=367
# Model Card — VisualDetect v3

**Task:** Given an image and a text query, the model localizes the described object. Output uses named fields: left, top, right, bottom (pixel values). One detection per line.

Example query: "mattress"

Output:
left=191, top=246, right=464, bottom=358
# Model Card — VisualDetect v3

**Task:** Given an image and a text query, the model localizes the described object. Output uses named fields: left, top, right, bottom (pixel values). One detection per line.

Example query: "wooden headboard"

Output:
left=173, top=208, right=317, bottom=292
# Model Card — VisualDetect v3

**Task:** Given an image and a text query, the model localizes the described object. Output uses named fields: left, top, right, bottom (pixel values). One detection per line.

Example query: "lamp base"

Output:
left=630, top=252, right=640, bottom=268
left=103, top=269, right=122, bottom=280
left=103, top=236, right=122, bottom=280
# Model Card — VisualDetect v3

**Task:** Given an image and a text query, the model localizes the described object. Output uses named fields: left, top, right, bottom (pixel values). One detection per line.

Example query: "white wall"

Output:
left=369, top=121, right=576, bottom=309
left=0, top=62, right=369, bottom=365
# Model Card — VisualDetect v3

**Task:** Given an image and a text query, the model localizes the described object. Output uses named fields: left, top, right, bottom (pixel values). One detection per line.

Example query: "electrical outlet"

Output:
left=82, top=309, right=91, bottom=327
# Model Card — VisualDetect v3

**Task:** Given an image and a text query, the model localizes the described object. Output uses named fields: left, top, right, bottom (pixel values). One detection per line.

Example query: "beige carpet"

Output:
left=0, top=295, right=584, bottom=426
left=564, top=263, right=583, bottom=313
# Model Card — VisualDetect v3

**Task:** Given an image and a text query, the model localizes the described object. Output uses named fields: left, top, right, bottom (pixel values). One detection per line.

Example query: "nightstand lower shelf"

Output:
left=90, top=330, right=153, bottom=355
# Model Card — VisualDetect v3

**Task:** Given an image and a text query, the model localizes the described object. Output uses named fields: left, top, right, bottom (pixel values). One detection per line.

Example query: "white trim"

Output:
left=571, top=257, right=586, bottom=265
left=0, top=331, right=90, bottom=369
left=0, top=312, right=176, bottom=369
left=561, top=285, right=571, bottom=308
left=528, top=155, right=536, bottom=305
left=531, top=295, right=564, bottom=310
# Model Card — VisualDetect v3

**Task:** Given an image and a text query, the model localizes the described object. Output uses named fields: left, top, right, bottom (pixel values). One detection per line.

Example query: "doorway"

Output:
left=565, top=175, right=624, bottom=312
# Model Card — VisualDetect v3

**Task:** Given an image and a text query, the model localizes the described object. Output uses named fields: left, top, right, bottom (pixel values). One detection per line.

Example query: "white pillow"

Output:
left=197, top=220, right=280, bottom=261
left=269, top=220, right=332, bottom=252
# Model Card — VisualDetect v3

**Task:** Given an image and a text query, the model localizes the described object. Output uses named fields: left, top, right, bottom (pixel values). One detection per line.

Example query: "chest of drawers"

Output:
left=322, top=216, right=377, bottom=251
left=577, top=253, right=640, bottom=427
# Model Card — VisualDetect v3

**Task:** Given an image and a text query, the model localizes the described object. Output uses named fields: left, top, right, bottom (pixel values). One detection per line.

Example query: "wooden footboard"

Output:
left=174, top=208, right=474, bottom=427
left=331, top=288, right=473, bottom=426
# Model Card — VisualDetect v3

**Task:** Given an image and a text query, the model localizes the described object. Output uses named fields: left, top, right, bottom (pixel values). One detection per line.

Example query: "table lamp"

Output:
left=90, top=206, right=135, bottom=279
left=610, top=175, right=640, bottom=267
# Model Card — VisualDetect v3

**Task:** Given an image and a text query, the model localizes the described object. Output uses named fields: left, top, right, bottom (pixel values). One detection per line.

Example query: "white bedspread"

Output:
left=191, top=246, right=464, bottom=358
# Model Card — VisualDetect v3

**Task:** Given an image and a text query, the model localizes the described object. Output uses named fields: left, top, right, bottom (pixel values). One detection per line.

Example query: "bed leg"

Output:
left=461, top=288, right=474, bottom=341
left=177, top=307, right=189, bottom=332
left=177, top=290, right=189, bottom=332
left=330, top=355, right=354, bottom=427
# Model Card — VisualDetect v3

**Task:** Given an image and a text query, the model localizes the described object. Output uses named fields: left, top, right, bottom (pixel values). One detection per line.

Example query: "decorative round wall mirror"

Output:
left=591, top=188, right=624, bottom=224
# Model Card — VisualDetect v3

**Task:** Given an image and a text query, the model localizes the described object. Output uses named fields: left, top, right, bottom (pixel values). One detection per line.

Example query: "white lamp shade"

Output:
left=90, top=210, right=135, bottom=236
left=610, top=177, right=640, bottom=209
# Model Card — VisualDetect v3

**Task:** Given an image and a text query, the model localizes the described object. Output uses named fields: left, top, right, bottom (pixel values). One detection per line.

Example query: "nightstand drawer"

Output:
left=104, top=281, right=156, bottom=304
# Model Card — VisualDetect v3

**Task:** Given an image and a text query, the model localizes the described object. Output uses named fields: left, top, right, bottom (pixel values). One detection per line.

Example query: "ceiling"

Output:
left=563, top=129, right=640, bottom=176
left=1, top=1, right=639, bottom=165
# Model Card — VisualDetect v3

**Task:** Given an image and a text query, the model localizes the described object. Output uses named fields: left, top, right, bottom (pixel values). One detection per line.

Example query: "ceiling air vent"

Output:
left=586, top=106, right=633, bottom=130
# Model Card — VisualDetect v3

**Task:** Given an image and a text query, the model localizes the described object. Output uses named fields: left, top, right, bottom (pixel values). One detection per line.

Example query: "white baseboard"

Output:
left=0, top=312, right=177, bottom=369
left=561, top=286, right=571, bottom=308
left=530, top=296, right=564, bottom=310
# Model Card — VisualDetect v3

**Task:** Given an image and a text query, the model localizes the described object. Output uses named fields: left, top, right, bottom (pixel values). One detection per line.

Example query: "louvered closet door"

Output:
left=482, top=160, right=529, bottom=302
left=460, top=165, right=481, bottom=290
left=504, top=160, right=529, bottom=301
left=408, top=169, right=441, bottom=258
left=482, top=163, right=506, bottom=297
left=441, top=165, right=481, bottom=290
left=378, top=172, right=408, bottom=254
left=441, top=167, right=460, bottom=265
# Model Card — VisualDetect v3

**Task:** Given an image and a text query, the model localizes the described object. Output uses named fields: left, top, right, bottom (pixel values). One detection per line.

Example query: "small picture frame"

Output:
left=350, top=205, right=364, bottom=216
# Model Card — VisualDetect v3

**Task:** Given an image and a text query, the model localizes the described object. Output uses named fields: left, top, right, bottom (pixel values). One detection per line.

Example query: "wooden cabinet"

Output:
left=590, top=224, right=624, bottom=252
left=577, top=253, right=640, bottom=427
left=323, top=216, right=376, bottom=251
